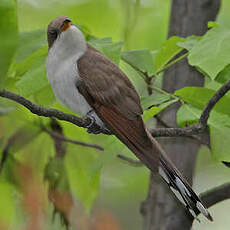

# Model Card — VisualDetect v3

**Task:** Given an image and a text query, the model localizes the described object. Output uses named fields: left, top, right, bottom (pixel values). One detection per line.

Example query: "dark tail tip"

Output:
left=207, top=213, right=214, bottom=222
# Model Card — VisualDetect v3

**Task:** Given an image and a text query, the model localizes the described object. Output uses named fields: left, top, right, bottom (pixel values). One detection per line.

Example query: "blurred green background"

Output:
left=1, top=0, right=230, bottom=229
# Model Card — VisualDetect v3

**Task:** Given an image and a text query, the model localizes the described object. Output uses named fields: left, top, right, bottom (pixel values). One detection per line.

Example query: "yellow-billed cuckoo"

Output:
left=46, top=16, right=213, bottom=221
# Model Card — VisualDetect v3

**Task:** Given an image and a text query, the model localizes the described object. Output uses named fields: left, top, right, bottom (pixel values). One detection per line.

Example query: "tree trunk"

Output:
left=141, top=1, right=220, bottom=229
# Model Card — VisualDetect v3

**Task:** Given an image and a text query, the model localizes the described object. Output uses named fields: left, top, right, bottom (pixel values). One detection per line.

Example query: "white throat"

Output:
left=47, top=25, right=87, bottom=67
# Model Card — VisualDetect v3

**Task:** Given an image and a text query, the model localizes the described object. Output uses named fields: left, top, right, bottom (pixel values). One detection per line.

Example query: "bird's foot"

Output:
left=86, top=116, right=103, bottom=134
left=85, top=110, right=111, bottom=135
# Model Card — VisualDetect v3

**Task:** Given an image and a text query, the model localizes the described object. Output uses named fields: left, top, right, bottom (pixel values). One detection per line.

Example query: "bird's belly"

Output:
left=47, top=60, right=92, bottom=116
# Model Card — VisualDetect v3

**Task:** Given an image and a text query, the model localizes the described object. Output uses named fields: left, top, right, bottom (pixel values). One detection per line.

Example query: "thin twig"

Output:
left=43, top=127, right=104, bottom=151
left=117, top=154, right=143, bottom=167
left=199, top=79, right=230, bottom=126
left=200, top=183, right=230, bottom=209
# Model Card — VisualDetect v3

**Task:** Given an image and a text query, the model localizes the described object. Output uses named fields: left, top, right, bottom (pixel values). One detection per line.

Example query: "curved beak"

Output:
left=61, top=21, right=72, bottom=32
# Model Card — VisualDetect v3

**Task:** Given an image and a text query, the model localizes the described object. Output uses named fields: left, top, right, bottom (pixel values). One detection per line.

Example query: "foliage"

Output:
left=0, top=0, right=230, bottom=230
left=0, top=0, right=18, bottom=89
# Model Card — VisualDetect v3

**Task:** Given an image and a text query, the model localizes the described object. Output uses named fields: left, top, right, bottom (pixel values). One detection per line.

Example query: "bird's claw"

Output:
left=85, top=112, right=103, bottom=134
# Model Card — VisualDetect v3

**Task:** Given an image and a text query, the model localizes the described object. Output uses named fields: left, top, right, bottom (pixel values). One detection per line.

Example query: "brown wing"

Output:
left=77, top=44, right=143, bottom=120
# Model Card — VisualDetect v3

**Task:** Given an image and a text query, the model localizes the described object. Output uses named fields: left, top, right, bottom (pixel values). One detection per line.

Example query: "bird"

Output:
left=46, top=16, right=213, bottom=221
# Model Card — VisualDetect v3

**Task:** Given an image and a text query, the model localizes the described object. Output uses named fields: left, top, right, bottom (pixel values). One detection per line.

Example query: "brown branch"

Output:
left=43, top=127, right=104, bottom=151
left=1, top=79, right=230, bottom=139
left=49, top=119, right=67, bottom=158
left=150, top=123, right=204, bottom=137
left=200, top=183, right=230, bottom=209
left=200, top=79, right=230, bottom=126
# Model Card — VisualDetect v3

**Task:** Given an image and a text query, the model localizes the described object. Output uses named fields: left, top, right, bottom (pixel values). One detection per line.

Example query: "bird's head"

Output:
left=47, top=16, right=74, bottom=49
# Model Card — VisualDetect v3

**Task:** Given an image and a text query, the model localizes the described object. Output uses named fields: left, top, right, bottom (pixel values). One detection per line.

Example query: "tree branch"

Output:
left=200, top=183, right=230, bottom=209
left=43, top=127, right=104, bottom=151
left=200, top=79, right=230, bottom=126
left=1, top=79, right=230, bottom=139
left=150, top=123, right=204, bottom=137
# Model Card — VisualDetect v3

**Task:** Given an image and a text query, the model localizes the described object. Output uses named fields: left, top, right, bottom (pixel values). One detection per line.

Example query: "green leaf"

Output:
left=154, top=36, right=185, bottom=73
left=0, top=181, right=14, bottom=223
left=119, top=60, right=147, bottom=97
left=177, top=36, right=201, bottom=51
left=175, top=87, right=230, bottom=118
left=15, top=30, right=46, bottom=62
left=2, top=125, right=41, bottom=155
left=45, top=158, right=69, bottom=190
left=76, top=23, right=93, bottom=41
left=89, top=37, right=123, bottom=64
left=177, top=104, right=200, bottom=127
left=208, top=21, right=220, bottom=28
left=205, top=80, right=222, bottom=91
left=188, top=26, right=230, bottom=79
left=143, top=107, right=162, bottom=121
left=143, top=98, right=178, bottom=121
left=16, top=55, right=49, bottom=97
left=121, top=49, right=156, bottom=75
left=215, top=64, right=230, bottom=84
left=33, top=85, right=55, bottom=106
left=141, top=93, right=171, bottom=110
left=65, top=144, right=100, bottom=212
left=0, top=0, right=18, bottom=88
left=0, top=99, right=15, bottom=115
left=210, top=125, right=230, bottom=162
left=14, top=46, right=48, bottom=77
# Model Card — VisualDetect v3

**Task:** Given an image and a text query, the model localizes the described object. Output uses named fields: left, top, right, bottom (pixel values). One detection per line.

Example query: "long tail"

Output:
left=158, top=152, right=213, bottom=221
left=146, top=129, right=213, bottom=221
left=97, top=106, right=213, bottom=221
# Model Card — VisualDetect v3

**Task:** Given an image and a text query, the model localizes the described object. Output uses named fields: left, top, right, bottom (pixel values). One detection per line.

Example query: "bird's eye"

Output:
left=51, top=30, right=57, bottom=35
left=50, top=30, right=58, bottom=38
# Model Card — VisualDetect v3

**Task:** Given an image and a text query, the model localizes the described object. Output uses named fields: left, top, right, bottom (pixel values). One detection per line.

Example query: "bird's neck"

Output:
left=48, top=25, right=87, bottom=62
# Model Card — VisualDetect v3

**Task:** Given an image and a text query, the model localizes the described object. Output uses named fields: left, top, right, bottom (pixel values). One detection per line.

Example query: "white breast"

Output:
left=46, top=26, right=92, bottom=116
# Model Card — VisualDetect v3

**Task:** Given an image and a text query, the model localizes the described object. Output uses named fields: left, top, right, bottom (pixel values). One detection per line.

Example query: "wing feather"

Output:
left=77, top=44, right=142, bottom=120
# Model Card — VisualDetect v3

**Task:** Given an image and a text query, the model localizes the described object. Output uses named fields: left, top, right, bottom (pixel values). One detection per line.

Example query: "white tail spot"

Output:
left=196, top=201, right=209, bottom=217
left=170, top=187, right=186, bottom=206
left=175, top=177, right=191, bottom=197
left=159, top=166, right=170, bottom=184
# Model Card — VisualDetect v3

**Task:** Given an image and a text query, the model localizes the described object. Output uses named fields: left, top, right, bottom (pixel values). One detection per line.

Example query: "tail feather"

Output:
left=97, top=107, right=212, bottom=221
left=159, top=155, right=213, bottom=221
